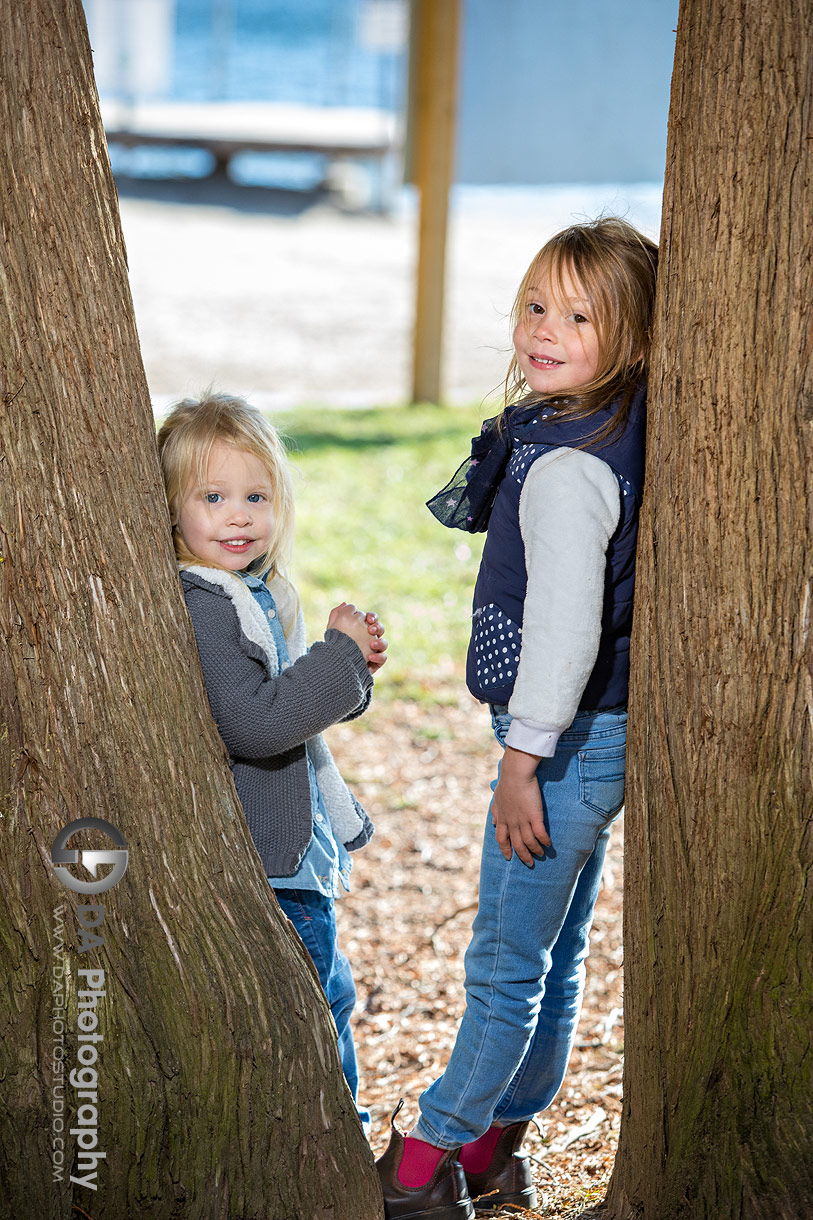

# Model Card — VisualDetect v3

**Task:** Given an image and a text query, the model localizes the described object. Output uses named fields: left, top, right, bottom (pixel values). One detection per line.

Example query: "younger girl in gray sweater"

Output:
left=158, top=392, right=386, bottom=1131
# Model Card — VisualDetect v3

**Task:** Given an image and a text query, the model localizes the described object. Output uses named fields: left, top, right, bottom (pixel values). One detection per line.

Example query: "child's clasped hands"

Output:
left=327, top=603, right=388, bottom=674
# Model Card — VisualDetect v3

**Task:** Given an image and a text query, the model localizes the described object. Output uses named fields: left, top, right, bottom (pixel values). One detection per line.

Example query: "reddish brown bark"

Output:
left=0, top=2, right=383, bottom=1216
left=608, top=3, right=813, bottom=1218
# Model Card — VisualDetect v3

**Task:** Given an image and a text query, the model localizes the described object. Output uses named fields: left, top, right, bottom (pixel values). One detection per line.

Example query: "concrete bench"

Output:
left=100, top=99, right=397, bottom=168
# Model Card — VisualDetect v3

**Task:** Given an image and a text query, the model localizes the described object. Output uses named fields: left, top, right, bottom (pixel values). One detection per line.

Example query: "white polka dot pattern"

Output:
left=472, top=603, right=522, bottom=689
left=508, top=442, right=546, bottom=484
left=508, top=433, right=636, bottom=500
left=506, top=414, right=555, bottom=484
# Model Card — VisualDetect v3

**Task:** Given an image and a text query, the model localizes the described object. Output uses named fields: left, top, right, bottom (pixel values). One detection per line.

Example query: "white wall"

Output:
left=85, top=0, right=176, bottom=99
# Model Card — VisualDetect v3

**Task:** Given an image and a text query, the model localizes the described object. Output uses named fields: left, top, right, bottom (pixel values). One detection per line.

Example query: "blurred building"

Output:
left=458, top=0, right=678, bottom=183
left=83, top=0, right=677, bottom=187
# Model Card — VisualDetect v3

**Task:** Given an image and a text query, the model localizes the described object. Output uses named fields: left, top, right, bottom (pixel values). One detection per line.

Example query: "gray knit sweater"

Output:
left=180, top=566, right=374, bottom=876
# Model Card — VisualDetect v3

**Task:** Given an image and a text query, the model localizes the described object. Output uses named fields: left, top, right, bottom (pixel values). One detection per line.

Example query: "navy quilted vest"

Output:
left=466, top=382, right=646, bottom=711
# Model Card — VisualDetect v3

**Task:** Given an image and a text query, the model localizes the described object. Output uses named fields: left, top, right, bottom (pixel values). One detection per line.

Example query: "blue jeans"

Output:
left=273, top=889, right=370, bottom=1130
left=415, top=707, right=627, bottom=1148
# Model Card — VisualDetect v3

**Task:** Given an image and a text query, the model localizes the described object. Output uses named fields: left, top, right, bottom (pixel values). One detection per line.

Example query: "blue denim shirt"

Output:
left=237, top=570, right=351, bottom=897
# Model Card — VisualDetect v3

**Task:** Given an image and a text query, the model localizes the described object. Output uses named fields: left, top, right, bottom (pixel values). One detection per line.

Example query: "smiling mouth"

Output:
left=530, top=355, right=563, bottom=367
left=220, top=538, right=254, bottom=551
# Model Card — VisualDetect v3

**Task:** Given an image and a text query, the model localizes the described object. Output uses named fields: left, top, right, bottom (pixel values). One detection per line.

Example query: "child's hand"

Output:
left=491, top=746, right=551, bottom=866
left=363, top=610, right=388, bottom=674
left=327, top=603, right=388, bottom=673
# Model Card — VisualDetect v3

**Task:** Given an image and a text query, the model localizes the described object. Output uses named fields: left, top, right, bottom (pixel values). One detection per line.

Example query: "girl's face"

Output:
left=512, top=265, right=601, bottom=395
left=175, top=441, right=275, bottom=572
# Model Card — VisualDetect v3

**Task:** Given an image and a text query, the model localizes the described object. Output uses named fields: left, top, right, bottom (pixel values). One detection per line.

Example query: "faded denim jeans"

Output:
left=415, top=706, right=627, bottom=1148
left=273, top=889, right=370, bottom=1132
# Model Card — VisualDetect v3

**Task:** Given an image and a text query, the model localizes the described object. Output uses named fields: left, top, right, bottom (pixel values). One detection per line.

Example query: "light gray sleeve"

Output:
left=505, top=447, right=620, bottom=757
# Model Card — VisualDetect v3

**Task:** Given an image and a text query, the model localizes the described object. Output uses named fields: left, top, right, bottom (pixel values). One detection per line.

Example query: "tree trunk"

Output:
left=0, top=3, right=383, bottom=1217
left=608, top=2, right=812, bottom=1218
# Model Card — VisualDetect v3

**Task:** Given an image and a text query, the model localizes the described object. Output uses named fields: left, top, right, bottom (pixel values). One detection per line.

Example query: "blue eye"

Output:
left=247, top=493, right=264, bottom=503
left=206, top=492, right=222, bottom=504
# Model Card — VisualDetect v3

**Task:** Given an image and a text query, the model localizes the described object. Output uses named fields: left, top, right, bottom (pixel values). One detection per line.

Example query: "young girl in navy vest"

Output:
left=377, top=218, right=658, bottom=1217
left=157, top=393, right=387, bottom=1132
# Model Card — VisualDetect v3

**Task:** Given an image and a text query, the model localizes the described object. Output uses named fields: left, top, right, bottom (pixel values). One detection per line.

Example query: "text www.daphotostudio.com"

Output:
left=49, top=817, right=129, bottom=1196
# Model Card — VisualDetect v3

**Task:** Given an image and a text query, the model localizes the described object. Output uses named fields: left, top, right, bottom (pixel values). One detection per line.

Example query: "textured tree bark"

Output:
left=0, top=3, right=383, bottom=1217
left=607, top=2, right=812, bottom=1218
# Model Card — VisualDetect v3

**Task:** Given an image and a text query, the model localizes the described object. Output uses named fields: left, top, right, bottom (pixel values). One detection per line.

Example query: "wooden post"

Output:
left=409, top=0, right=461, bottom=404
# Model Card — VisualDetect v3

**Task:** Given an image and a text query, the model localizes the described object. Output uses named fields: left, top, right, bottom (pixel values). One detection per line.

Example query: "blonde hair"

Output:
left=505, top=216, right=658, bottom=440
left=157, top=391, right=296, bottom=585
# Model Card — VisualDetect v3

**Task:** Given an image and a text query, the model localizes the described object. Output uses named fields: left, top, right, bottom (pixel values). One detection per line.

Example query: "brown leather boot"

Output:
left=375, top=1110, right=475, bottom=1220
left=462, top=1121, right=538, bottom=1214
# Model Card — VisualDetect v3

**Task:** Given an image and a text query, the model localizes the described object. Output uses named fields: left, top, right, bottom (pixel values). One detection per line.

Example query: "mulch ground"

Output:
left=326, top=692, right=624, bottom=1219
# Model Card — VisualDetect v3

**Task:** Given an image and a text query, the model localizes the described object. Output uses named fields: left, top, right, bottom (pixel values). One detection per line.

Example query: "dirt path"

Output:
left=118, top=181, right=661, bottom=412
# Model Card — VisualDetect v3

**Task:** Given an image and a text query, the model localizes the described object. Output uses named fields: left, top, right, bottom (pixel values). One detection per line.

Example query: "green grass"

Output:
left=276, top=404, right=488, bottom=702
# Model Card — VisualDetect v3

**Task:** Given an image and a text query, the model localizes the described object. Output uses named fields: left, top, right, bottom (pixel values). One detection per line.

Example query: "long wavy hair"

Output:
left=157, top=391, right=297, bottom=592
left=504, top=216, right=658, bottom=443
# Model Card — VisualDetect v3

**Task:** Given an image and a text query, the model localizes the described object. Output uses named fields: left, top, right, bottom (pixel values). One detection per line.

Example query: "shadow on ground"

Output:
left=114, top=170, right=335, bottom=217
